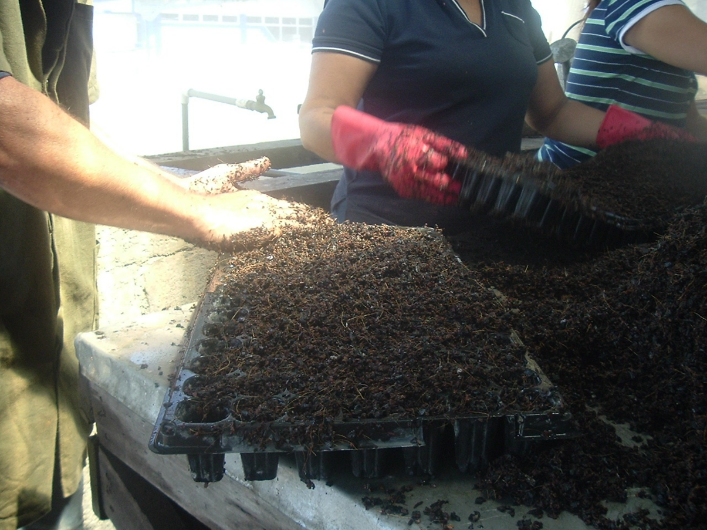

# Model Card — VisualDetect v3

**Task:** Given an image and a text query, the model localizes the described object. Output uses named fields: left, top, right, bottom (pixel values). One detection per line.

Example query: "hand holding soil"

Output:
left=179, top=157, right=321, bottom=251
left=190, top=191, right=320, bottom=250
left=184, top=157, right=272, bottom=194
left=187, top=191, right=324, bottom=253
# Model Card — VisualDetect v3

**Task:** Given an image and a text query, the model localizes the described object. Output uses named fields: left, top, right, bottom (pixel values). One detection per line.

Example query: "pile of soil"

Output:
left=185, top=212, right=562, bottom=450
left=452, top=199, right=707, bottom=529
left=186, top=139, right=706, bottom=528
left=559, top=139, right=707, bottom=220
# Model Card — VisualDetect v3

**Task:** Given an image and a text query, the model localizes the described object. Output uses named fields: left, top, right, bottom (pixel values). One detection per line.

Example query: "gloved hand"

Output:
left=331, top=106, right=467, bottom=205
left=596, top=105, right=697, bottom=149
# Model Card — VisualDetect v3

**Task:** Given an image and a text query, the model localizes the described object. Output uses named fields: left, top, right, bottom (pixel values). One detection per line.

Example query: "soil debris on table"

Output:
left=454, top=197, right=707, bottom=529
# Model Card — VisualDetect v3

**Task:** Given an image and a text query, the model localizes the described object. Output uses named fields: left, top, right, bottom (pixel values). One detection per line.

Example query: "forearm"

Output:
left=0, top=77, right=207, bottom=240
left=686, top=102, right=707, bottom=141
left=528, top=100, right=605, bottom=148
left=299, top=52, right=377, bottom=163
left=525, top=62, right=605, bottom=148
left=299, top=104, right=339, bottom=163
left=625, top=5, right=707, bottom=76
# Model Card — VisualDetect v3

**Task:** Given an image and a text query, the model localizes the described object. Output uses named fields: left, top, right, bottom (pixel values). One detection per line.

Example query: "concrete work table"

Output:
left=75, top=306, right=660, bottom=530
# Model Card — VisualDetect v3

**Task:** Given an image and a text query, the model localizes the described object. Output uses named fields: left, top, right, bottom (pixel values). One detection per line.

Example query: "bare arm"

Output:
left=686, top=100, right=707, bottom=140
left=624, top=4, right=707, bottom=76
left=525, top=60, right=606, bottom=147
left=0, top=76, right=288, bottom=245
left=298, top=52, right=377, bottom=162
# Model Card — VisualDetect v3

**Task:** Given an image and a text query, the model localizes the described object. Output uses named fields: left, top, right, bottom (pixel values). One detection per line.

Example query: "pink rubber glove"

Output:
left=596, top=105, right=697, bottom=149
left=331, top=106, right=467, bottom=205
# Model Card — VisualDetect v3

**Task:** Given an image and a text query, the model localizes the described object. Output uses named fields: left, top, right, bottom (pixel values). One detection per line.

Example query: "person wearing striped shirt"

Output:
left=538, top=0, right=707, bottom=169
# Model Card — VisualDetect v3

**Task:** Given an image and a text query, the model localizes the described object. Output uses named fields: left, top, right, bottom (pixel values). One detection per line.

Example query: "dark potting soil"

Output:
left=559, top=139, right=707, bottom=221
left=461, top=139, right=707, bottom=230
left=189, top=139, right=706, bottom=529
left=185, top=212, right=561, bottom=451
left=452, top=198, right=707, bottom=529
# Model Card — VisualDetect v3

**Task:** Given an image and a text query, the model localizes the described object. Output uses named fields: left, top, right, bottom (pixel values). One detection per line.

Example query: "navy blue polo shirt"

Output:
left=0, top=71, right=11, bottom=80
left=312, top=0, right=553, bottom=226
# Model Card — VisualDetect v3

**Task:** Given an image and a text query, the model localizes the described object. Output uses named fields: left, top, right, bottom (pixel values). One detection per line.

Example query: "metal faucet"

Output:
left=248, top=89, right=275, bottom=119
left=181, top=89, right=276, bottom=151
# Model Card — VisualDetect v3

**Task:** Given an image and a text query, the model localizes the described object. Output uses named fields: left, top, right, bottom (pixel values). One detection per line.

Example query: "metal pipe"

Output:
left=181, top=89, right=276, bottom=151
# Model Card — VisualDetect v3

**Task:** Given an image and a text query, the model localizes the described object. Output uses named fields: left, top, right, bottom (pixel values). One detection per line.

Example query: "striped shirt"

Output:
left=538, top=0, right=698, bottom=169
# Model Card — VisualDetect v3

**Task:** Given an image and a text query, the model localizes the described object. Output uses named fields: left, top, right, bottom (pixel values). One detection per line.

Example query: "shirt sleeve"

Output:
left=0, top=71, right=11, bottom=80
left=604, top=0, right=686, bottom=54
left=506, top=0, right=553, bottom=65
left=525, top=3, right=553, bottom=65
left=312, top=0, right=386, bottom=64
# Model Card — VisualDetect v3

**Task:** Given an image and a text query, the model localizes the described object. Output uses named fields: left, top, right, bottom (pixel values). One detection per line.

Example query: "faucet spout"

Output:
left=181, top=88, right=276, bottom=151
left=253, top=89, right=276, bottom=119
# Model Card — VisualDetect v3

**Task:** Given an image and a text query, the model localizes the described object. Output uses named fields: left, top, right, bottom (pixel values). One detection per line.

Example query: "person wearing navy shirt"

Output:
left=298, top=0, right=612, bottom=230
left=298, top=0, right=697, bottom=231
left=538, top=0, right=707, bottom=169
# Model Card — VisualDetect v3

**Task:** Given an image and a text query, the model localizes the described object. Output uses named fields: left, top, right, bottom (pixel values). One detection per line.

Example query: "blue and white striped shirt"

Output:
left=538, top=0, right=698, bottom=169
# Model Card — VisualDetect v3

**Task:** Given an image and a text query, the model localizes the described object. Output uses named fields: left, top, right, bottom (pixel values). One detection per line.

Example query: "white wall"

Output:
left=531, top=0, right=587, bottom=42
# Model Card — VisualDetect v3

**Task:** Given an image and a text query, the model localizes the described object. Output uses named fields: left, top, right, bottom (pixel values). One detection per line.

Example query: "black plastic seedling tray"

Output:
left=449, top=159, right=656, bottom=248
left=150, top=263, right=576, bottom=484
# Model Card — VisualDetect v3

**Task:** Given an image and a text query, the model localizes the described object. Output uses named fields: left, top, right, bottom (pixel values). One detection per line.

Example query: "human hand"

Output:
left=596, top=105, right=697, bottom=149
left=190, top=190, right=319, bottom=251
left=183, top=158, right=272, bottom=194
left=331, top=106, right=467, bottom=205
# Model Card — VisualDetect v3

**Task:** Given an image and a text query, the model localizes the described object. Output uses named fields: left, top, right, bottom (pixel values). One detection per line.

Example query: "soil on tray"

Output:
left=461, top=139, right=707, bottom=228
left=452, top=197, right=707, bottom=529
left=559, top=139, right=707, bottom=220
left=188, top=139, right=706, bottom=529
left=185, top=211, right=562, bottom=450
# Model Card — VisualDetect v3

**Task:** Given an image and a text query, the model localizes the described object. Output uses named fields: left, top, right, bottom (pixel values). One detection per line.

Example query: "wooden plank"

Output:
left=146, top=139, right=325, bottom=171
left=243, top=170, right=340, bottom=210
left=146, top=135, right=546, bottom=174
left=89, top=384, right=303, bottom=530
